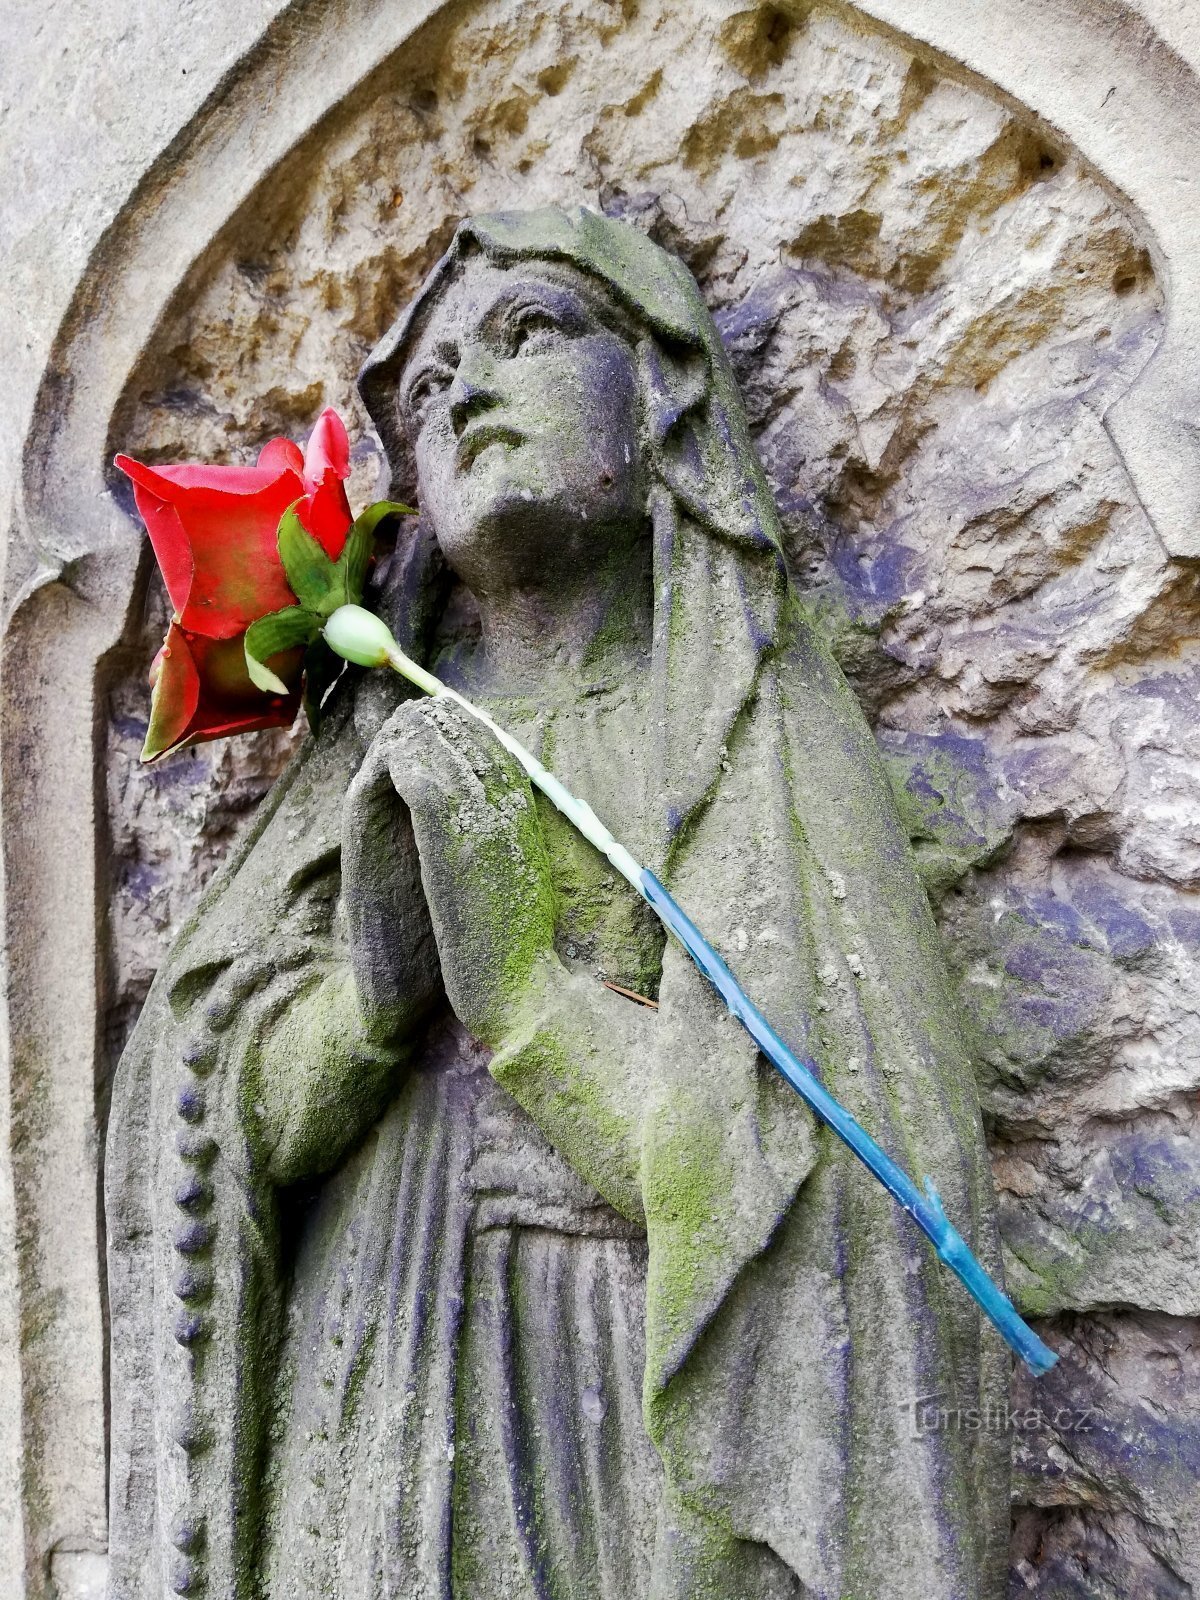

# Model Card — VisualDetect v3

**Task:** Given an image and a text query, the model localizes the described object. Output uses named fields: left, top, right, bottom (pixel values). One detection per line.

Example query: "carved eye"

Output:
left=403, top=366, right=453, bottom=425
left=509, top=305, right=561, bottom=355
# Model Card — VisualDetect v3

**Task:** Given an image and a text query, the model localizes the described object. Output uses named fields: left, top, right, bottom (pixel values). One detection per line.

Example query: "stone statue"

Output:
left=106, top=208, right=1010, bottom=1600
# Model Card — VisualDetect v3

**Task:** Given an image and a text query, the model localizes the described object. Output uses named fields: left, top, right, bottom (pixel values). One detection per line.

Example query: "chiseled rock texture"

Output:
left=105, top=2, right=1197, bottom=1594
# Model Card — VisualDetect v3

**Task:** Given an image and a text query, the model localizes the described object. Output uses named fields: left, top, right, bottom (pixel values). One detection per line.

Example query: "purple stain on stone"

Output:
left=146, top=751, right=207, bottom=791
left=1109, top=1132, right=1200, bottom=1203
left=176, top=1129, right=216, bottom=1165
left=1002, top=940, right=1059, bottom=987
left=1000, top=742, right=1078, bottom=802
left=176, top=1084, right=205, bottom=1123
left=122, top=861, right=161, bottom=902
left=876, top=729, right=1018, bottom=860
left=174, top=1220, right=214, bottom=1256
left=174, top=1265, right=213, bottom=1303
left=735, top=565, right=775, bottom=648
left=830, top=529, right=923, bottom=620
left=170, top=1560, right=197, bottom=1596
left=581, top=1384, right=607, bottom=1424
left=1120, top=1408, right=1200, bottom=1480
left=677, top=423, right=704, bottom=481
left=171, top=1515, right=206, bottom=1553
left=1073, top=1405, right=1173, bottom=1480
left=1019, top=993, right=1086, bottom=1032
left=775, top=487, right=822, bottom=530
left=1071, top=880, right=1158, bottom=962
left=714, top=272, right=790, bottom=348
left=1167, top=903, right=1200, bottom=952
left=1130, top=668, right=1200, bottom=712
left=174, top=1174, right=211, bottom=1213
left=1023, top=890, right=1091, bottom=949
left=174, top=1309, right=208, bottom=1348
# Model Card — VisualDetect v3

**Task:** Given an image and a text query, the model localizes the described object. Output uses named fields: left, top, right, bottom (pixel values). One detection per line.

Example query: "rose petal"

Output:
left=142, top=622, right=201, bottom=761
left=141, top=624, right=303, bottom=762
left=187, top=629, right=303, bottom=718
left=257, top=437, right=305, bottom=476
left=117, top=454, right=291, bottom=499
left=298, top=476, right=354, bottom=560
left=116, top=452, right=306, bottom=635
left=171, top=478, right=303, bottom=636
left=115, top=458, right=195, bottom=617
left=303, top=409, right=350, bottom=487
left=184, top=701, right=299, bottom=745
left=294, top=410, right=354, bottom=558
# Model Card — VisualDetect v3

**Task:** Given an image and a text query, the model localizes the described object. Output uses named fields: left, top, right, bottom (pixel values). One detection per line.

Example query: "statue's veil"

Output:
left=359, top=205, right=785, bottom=857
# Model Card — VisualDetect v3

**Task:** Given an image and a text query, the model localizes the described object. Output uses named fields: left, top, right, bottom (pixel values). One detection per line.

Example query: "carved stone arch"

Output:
left=3, top=3, right=1198, bottom=1596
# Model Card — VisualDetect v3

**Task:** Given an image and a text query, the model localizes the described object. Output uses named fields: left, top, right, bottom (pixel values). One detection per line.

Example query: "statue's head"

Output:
left=360, top=208, right=784, bottom=594
left=384, top=252, right=650, bottom=599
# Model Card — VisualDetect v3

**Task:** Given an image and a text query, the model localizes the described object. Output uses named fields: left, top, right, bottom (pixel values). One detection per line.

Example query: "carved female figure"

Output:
left=107, top=208, right=1009, bottom=1599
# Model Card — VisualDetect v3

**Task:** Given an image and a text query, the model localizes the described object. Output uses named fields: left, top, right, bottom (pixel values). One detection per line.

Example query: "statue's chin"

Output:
left=428, top=437, right=647, bottom=597
left=436, top=486, right=602, bottom=594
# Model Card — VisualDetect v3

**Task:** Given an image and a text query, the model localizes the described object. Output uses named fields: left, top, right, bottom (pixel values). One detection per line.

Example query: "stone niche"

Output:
left=7, top=0, right=1200, bottom=1596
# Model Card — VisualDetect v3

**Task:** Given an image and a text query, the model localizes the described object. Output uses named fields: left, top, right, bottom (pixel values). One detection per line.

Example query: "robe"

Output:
left=107, top=613, right=1010, bottom=1599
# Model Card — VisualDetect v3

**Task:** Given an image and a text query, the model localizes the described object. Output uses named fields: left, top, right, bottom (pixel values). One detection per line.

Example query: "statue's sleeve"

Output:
left=105, top=694, right=441, bottom=1600
left=251, top=732, right=442, bottom=1183
left=157, top=694, right=442, bottom=1187
left=489, top=960, right=654, bottom=1223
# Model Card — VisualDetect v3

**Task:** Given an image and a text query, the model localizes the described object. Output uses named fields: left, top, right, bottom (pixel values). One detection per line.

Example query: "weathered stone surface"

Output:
left=6, top=1, right=1200, bottom=1596
left=2, top=10, right=297, bottom=1589
left=1010, top=1312, right=1200, bottom=1594
left=0, top=0, right=290, bottom=522
left=107, top=204, right=1014, bottom=1599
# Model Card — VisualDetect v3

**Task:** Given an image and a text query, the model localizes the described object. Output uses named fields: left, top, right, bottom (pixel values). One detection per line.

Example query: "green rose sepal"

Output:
left=244, top=498, right=414, bottom=726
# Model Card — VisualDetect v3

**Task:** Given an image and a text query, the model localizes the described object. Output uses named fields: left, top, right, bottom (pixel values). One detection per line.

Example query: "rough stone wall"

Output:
left=97, top=2, right=1198, bottom=1595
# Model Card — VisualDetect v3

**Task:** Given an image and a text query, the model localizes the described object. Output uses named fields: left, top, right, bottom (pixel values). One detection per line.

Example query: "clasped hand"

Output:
left=345, top=696, right=559, bottom=1047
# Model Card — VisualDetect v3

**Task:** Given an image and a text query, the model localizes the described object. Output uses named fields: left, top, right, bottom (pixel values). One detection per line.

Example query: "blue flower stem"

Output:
left=640, top=874, right=1058, bottom=1377
left=368, top=633, right=1058, bottom=1377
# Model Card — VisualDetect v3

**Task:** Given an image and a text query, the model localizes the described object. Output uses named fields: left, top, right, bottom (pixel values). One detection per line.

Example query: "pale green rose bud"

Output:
left=322, top=604, right=400, bottom=668
left=323, top=603, right=445, bottom=697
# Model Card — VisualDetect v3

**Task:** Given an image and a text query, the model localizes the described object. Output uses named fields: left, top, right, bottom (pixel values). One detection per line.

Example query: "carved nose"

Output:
left=449, top=371, right=499, bottom=438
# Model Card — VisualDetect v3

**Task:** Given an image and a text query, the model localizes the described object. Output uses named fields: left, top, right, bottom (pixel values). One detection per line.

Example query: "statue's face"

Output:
left=397, top=257, right=647, bottom=597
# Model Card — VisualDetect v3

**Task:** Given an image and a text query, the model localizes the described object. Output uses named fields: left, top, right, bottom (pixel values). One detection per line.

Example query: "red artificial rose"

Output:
left=115, top=409, right=353, bottom=761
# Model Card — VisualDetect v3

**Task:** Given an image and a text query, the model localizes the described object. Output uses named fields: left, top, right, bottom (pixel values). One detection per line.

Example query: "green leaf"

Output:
left=277, top=500, right=340, bottom=613
left=302, top=639, right=343, bottom=734
left=336, top=500, right=416, bottom=607
left=244, top=606, right=319, bottom=693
